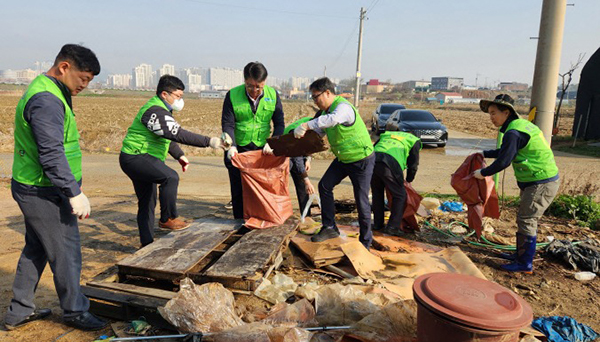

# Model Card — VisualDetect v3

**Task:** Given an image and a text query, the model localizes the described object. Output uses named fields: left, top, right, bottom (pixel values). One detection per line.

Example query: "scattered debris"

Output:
left=254, top=273, right=298, bottom=304
left=158, top=278, right=244, bottom=333
left=545, top=239, right=600, bottom=273
left=532, top=316, right=599, bottom=342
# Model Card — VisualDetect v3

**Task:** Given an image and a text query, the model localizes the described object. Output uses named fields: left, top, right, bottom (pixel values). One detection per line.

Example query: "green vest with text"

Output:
left=231, top=84, right=276, bottom=147
left=13, top=74, right=82, bottom=186
left=374, top=131, right=421, bottom=170
left=121, top=96, right=171, bottom=161
left=504, top=118, right=558, bottom=182
left=284, top=117, right=312, bottom=134
left=324, top=96, right=374, bottom=163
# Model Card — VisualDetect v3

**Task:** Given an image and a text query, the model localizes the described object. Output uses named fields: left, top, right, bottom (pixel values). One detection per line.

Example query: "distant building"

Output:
left=399, top=80, right=431, bottom=91
left=499, top=82, right=528, bottom=91
left=209, top=67, right=243, bottom=89
left=107, top=74, right=132, bottom=89
left=431, top=77, right=464, bottom=91
left=132, top=63, right=154, bottom=90
left=435, top=92, right=463, bottom=104
left=200, top=90, right=227, bottom=99
left=365, top=79, right=391, bottom=94
left=158, top=64, right=175, bottom=77
left=289, top=76, right=311, bottom=90
left=178, top=68, right=203, bottom=93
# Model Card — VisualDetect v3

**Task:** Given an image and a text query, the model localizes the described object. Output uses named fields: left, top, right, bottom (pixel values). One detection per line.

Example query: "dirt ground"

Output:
left=0, top=95, right=598, bottom=341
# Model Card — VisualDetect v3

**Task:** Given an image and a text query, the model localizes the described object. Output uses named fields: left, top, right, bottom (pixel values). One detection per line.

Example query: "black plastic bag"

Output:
left=544, top=239, right=600, bottom=273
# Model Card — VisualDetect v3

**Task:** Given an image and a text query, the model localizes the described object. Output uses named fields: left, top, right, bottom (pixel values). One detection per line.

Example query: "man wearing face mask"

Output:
left=5, top=44, right=107, bottom=331
left=221, top=62, right=285, bottom=219
left=120, top=75, right=223, bottom=247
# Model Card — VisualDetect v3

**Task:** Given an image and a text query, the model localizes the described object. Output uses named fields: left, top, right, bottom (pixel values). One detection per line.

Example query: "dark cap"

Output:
left=479, top=94, right=517, bottom=115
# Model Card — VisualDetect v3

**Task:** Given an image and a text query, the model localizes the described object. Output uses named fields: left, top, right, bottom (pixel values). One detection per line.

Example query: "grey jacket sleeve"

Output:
left=24, top=92, right=81, bottom=197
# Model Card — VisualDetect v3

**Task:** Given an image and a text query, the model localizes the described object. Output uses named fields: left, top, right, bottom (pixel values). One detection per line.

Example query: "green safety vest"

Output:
left=121, top=96, right=171, bottom=161
left=13, top=74, right=82, bottom=186
left=374, top=131, right=421, bottom=170
left=324, top=96, right=374, bottom=163
left=284, top=117, right=312, bottom=134
left=504, top=118, right=558, bottom=182
left=231, top=84, right=276, bottom=147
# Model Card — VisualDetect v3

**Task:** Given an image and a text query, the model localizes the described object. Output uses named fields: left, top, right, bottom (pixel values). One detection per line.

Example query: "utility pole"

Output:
left=530, top=0, right=567, bottom=144
left=354, top=7, right=367, bottom=108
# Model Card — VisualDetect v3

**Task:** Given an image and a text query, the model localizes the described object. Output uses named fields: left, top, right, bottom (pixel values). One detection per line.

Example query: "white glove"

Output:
left=262, top=143, right=274, bottom=155
left=473, top=169, right=485, bottom=180
left=209, top=137, right=223, bottom=149
left=294, top=124, right=307, bottom=139
left=221, top=132, right=233, bottom=150
left=227, top=146, right=238, bottom=160
left=69, top=192, right=91, bottom=219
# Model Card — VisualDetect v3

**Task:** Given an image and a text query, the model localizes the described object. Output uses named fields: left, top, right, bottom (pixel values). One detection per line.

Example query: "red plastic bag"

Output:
left=231, top=151, right=293, bottom=229
left=450, top=153, right=500, bottom=238
left=385, top=182, right=422, bottom=232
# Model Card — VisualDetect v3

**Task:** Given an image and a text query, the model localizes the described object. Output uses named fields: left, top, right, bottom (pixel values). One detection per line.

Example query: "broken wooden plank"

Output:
left=117, top=218, right=243, bottom=281
left=195, top=218, right=298, bottom=290
left=87, top=281, right=176, bottom=300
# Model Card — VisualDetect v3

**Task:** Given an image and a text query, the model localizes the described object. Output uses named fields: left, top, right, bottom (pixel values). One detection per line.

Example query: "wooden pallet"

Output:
left=83, top=217, right=298, bottom=321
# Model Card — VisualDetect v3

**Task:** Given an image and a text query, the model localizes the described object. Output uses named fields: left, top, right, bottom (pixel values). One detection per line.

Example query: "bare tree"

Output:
left=553, top=53, right=586, bottom=133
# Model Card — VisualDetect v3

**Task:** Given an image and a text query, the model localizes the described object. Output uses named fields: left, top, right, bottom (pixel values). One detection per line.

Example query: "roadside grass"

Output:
left=552, top=135, right=600, bottom=158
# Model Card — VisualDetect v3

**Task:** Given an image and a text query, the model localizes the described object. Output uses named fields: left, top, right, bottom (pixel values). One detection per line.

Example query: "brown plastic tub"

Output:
left=413, top=273, right=533, bottom=342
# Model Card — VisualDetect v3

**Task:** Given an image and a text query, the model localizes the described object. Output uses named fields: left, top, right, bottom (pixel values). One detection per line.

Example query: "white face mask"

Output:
left=171, top=98, right=185, bottom=111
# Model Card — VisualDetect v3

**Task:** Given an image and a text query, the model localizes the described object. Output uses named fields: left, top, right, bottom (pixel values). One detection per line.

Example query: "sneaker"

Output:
left=311, top=226, right=340, bottom=242
left=4, top=308, right=52, bottom=330
left=382, top=226, right=406, bottom=237
left=224, top=201, right=233, bottom=209
left=64, top=312, right=108, bottom=331
left=158, top=218, right=190, bottom=230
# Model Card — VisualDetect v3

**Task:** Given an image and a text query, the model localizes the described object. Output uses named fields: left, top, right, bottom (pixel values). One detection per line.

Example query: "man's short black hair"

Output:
left=243, top=62, right=268, bottom=82
left=157, top=75, right=185, bottom=96
left=309, top=77, right=336, bottom=94
left=53, top=44, right=101, bottom=76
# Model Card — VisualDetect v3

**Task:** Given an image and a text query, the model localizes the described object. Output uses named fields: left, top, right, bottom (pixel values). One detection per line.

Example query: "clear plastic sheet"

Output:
left=314, top=283, right=396, bottom=326
left=158, top=278, right=244, bottom=333
left=262, top=298, right=317, bottom=327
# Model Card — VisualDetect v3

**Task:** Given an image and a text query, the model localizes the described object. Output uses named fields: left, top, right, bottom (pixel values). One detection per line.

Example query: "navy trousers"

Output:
left=319, top=153, right=375, bottom=247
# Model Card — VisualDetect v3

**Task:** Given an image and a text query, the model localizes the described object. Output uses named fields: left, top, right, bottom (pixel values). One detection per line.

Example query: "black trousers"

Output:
left=119, top=152, right=179, bottom=246
left=371, top=161, right=406, bottom=230
left=223, top=145, right=261, bottom=219
left=290, top=157, right=310, bottom=216
left=319, top=154, right=375, bottom=247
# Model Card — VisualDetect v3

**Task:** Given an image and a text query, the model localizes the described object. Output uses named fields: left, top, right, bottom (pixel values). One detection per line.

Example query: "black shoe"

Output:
left=64, top=312, right=108, bottom=331
left=382, top=226, right=406, bottom=237
left=4, top=308, right=52, bottom=330
left=311, top=226, right=340, bottom=242
left=224, top=201, right=233, bottom=209
left=372, top=224, right=384, bottom=231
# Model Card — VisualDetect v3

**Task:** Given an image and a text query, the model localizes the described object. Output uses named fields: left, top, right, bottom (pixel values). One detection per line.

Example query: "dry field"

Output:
left=0, top=92, right=577, bottom=158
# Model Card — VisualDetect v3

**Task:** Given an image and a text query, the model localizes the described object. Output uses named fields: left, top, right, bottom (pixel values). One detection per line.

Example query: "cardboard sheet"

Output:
left=340, top=241, right=486, bottom=299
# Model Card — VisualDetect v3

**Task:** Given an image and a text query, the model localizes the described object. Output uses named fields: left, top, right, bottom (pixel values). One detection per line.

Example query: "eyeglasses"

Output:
left=311, top=91, right=326, bottom=101
left=245, top=83, right=264, bottom=91
left=168, top=91, right=183, bottom=100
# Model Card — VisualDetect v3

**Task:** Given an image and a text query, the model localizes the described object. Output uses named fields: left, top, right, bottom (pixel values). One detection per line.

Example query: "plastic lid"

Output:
left=413, top=273, right=533, bottom=331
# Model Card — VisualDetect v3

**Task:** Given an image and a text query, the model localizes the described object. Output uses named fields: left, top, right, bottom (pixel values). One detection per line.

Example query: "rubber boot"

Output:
left=498, top=252, right=517, bottom=261
left=500, top=234, right=536, bottom=273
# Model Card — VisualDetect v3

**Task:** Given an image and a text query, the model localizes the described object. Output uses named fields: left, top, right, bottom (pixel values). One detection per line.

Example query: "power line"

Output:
left=366, top=0, right=381, bottom=14
left=327, top=19, right=360, bottom=71
left=180, top=0, right=355, bottom=19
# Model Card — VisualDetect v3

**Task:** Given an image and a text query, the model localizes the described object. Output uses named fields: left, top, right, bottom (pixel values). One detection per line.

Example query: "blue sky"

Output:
left=1, top=0, right=598, bottom=85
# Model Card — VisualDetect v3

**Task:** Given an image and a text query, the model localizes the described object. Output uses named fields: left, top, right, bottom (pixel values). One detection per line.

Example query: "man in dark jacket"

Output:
left=120, top=75, right=223, bottom=247
left=221, top=62, right=285, bottom=219
left=5, top=44, right=107, bottom=331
